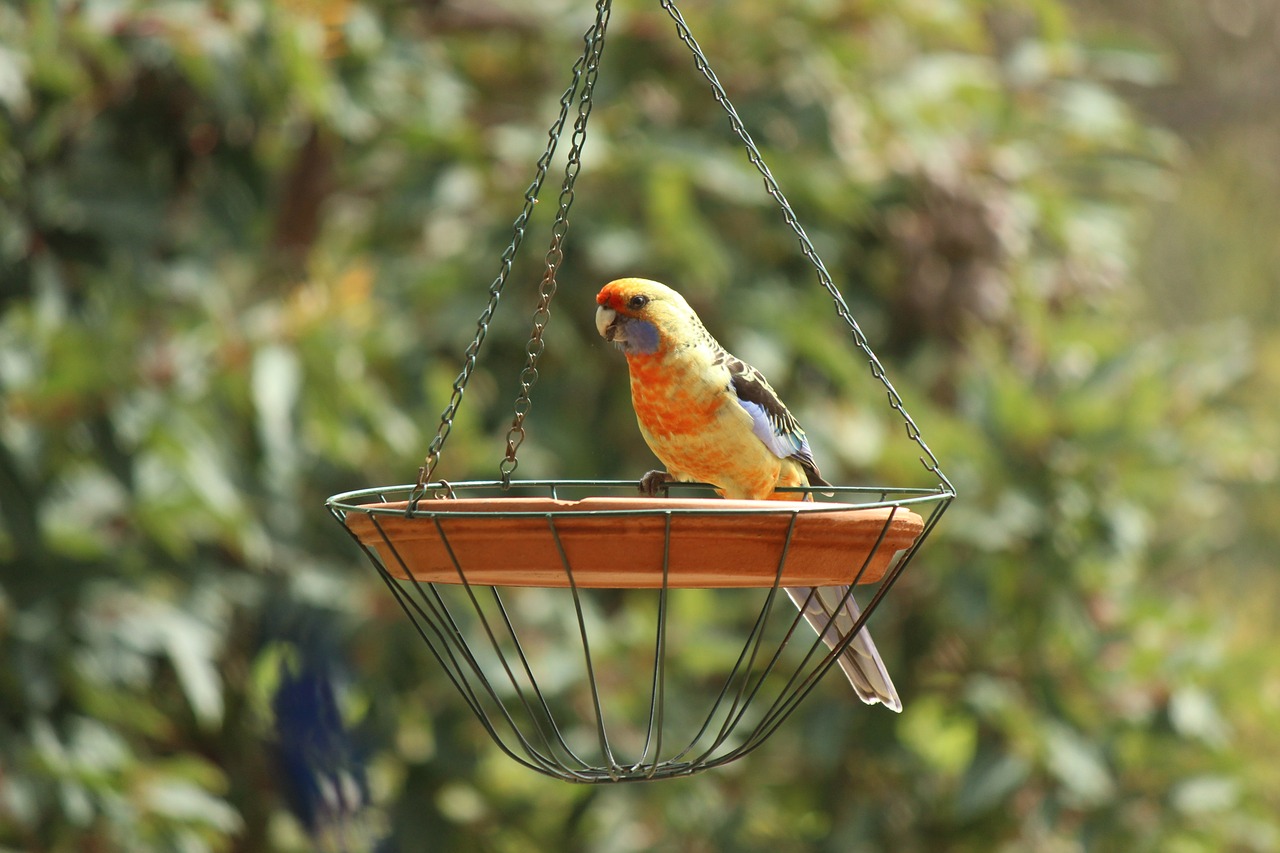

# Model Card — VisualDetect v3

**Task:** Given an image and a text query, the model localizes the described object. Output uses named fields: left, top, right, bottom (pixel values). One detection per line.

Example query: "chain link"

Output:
left=417, top=0, right=950, bottom=499
left=659, top=0, right=954, bottom=496
left=499, top=0, right=612, bottom=488
left=409, top=1, right=614, bottom=507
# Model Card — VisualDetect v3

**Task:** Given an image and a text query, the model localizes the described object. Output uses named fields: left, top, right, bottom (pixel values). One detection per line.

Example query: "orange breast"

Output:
left=627, top=354, right=724, bottom=440
left=623, top=351, right=784, bottom=499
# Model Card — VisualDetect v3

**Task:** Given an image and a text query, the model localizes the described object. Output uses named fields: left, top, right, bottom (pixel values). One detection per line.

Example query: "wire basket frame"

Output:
left=330, top=480, right=951, bottom=782
left=327, top=0, right=956, bottom=781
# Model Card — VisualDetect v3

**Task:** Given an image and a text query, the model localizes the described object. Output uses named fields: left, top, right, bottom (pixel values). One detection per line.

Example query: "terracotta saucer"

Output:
left=343, top=496, right=923, bottom=589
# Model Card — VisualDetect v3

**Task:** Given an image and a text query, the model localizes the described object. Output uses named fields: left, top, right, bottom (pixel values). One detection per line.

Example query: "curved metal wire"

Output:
left=658, top=0, right=954, bottom=497
left=329, top=480, right=951, bottom=782
left=500, top=0, right=613, bottom=488
left=329, top=0, right=958, bottom=783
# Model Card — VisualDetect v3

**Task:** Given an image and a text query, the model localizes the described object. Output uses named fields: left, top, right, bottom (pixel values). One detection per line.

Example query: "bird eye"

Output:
left=628, top=294, right=649, bottom=310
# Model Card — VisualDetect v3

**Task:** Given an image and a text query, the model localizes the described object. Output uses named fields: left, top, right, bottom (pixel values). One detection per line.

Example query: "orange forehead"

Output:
left=596, top=282, right=632, bottom=310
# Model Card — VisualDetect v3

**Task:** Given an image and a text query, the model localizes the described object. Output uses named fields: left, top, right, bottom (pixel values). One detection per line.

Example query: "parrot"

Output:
left=266, top=607, right=384, bottom=852
left=595, top=277, right=901, bottom=711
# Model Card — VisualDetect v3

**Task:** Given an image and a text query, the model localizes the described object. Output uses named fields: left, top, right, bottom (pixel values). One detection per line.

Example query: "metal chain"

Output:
left=499, top=0, right=613, bottom=488
left=409, top=2, right=614, bottom=506
left=659, top=0, right=954, bottom=496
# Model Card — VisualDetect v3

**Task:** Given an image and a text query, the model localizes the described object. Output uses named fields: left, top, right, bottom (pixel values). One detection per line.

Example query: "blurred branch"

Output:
left=88, top=412, right=135, bottom=494
left=0, top=437, right=43, bottom=563
left=268, top=125, right=336, bottom=284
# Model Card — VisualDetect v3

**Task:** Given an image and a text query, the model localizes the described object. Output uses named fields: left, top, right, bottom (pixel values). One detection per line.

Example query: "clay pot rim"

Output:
left=351, top=497, right=928, bottom=517
left=329, top=480, right=951, bottom=520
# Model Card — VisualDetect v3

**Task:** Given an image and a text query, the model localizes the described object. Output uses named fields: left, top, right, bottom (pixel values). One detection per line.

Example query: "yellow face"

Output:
left=594, top=278, right=697, bottom=356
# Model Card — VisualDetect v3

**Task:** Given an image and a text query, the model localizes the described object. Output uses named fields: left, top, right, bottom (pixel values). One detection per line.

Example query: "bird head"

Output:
left=595, top=278, right=702, bottom=356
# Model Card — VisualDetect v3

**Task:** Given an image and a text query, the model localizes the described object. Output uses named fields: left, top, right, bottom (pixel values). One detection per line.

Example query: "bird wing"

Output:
left=723, top=353, right=829, bottom=488
left=728, top=356, right=901, bottom=705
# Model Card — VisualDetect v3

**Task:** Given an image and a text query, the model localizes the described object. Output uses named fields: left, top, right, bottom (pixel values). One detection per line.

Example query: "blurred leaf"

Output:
left=955, top=746, right=1030, bottom=819
left=253, top=342, right=302, bottom=484
left=1169, top=686, right=1231, bottom=748
left=1044, top=722, right=1115, bottom=806
left=1171, top=775, right=1239, bottom=816
left=138, top=779, right=242, bottom=834
left=898, top=695, right=976, bottom=776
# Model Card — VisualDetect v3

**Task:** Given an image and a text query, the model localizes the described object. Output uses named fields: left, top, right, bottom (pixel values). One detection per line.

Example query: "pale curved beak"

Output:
left=595, top=305, right=619, bottom=341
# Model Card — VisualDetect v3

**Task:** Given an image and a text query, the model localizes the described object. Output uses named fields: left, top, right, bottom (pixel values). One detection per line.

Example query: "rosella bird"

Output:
left=265, top=603, right=383, bottom=852
left=595, top=277, right=901, bottom=711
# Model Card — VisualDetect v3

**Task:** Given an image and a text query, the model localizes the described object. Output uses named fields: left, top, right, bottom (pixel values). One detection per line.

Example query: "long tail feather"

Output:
left=785, top=586, right=902, bottom=712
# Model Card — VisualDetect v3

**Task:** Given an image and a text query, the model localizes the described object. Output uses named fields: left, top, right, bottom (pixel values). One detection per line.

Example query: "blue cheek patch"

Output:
left=625, top=319, right=661, bottom=354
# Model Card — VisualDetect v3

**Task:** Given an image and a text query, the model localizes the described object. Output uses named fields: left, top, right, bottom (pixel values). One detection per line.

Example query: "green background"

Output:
left=2, top=1, right=1277, bottom=850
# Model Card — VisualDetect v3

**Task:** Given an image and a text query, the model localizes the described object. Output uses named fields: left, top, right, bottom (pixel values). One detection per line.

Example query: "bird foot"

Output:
left=638, top=470, right=673, bottom=497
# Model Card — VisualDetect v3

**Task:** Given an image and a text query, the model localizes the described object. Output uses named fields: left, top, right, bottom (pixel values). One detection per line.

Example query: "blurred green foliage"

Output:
left=1, top=1, right=1277, bottom=851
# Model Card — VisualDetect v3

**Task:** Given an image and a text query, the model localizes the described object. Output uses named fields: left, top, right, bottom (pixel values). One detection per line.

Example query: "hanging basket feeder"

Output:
left=329, top=480, right=949, bottom=782
left=328, top=0, right=954, bottom=783
left=338, top=485, right=928, bottom=588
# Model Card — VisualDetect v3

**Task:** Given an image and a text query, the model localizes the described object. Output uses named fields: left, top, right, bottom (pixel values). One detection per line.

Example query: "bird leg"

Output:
left=638, top=469, right=674, bottom=497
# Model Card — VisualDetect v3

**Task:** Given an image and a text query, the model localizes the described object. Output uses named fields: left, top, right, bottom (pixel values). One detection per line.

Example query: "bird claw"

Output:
left=638, top=470, right=673, bottom=497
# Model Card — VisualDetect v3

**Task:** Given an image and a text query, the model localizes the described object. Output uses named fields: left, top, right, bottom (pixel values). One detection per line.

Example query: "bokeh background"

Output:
left=2, top=1, right=1278, bottom=850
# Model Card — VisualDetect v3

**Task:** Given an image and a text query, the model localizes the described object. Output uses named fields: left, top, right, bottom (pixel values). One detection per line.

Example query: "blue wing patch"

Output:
left=736, top=396, right=807, bottom=460
left=724, top=354, right=828, bottom=487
